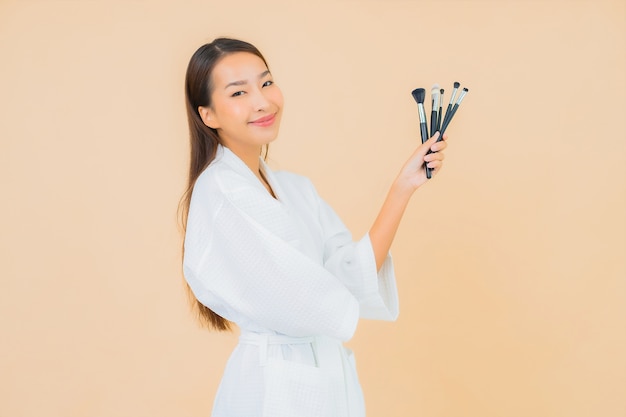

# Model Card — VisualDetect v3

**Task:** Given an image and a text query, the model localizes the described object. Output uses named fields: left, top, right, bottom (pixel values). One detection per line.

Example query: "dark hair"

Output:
left=179, top=38, right=269, bottom=331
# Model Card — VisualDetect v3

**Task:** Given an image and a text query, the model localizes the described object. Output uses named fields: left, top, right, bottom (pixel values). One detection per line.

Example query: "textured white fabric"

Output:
left=183, top=145, right=399, bottom=417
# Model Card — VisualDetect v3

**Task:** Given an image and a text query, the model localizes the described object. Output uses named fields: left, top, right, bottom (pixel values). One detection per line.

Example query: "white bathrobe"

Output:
left=183, top=145, right=399, bottom=417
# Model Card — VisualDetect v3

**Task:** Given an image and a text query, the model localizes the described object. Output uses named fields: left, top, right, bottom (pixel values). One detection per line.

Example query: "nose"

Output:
left=251, top=87, right=270, bottom=111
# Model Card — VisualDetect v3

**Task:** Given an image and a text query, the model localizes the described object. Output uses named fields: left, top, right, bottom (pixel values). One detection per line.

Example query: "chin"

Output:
left=262, top=129, right=281, bottom=145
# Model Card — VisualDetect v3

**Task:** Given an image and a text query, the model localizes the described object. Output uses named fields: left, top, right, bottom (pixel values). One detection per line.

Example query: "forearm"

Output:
left=369, top=178, right=414, bottom=271
left=368, top=132, right=447, bottom=271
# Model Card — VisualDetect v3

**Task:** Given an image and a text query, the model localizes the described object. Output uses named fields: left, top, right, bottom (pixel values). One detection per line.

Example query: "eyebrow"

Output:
left=224, top=70, right=271, bottom=90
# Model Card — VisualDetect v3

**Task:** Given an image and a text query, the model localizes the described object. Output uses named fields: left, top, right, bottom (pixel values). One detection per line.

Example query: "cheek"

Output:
left=228, top=104, right=246, bottom=119
left=270, top=88, right=284, bottom=108
left=215, top=100, right=245, bottom=122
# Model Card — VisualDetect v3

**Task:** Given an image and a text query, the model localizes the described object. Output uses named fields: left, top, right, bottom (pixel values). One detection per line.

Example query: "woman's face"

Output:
left=199, top=52, right=283, bottom=155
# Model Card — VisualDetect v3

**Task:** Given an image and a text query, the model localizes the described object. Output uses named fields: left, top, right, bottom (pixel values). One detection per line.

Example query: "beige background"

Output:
left=1, top=0, right=625, bottom=416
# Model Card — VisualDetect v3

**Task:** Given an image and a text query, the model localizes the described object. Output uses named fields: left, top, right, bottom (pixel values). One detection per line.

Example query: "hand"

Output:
left=396, top=132, right=448, bottom=192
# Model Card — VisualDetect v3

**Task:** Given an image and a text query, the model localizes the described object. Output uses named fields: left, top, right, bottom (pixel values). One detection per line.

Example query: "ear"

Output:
left=198, top=106, right=220, bottom=129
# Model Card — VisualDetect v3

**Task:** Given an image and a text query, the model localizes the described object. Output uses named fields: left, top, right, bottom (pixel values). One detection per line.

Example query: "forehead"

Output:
left=211, top=52, right=268, bottom=86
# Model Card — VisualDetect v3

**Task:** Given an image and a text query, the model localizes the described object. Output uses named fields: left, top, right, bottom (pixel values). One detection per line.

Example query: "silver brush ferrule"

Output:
left=449, top=88, right=459, bottom=106
left=456, top=89, right=468, bottom=105
left=417, top=103, right=426, bottom=122
left=432, top=94, right=440, bottom=109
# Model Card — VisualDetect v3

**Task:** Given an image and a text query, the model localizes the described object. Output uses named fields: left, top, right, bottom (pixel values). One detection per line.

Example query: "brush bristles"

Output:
left=453, top=81, right=460, bottom=88
left=411, top=88, right=425, bottom=104
left=431, top=85, right=440, bottom=104
left=440, top=88, right=444, bottom=94
left=431, top=84, right=440, bottom=101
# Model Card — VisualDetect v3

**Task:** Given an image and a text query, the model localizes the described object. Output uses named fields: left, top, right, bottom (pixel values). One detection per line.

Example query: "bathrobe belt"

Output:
left=239, top=331, right=352, bottom=416
left=239, top=332, right=316, bottom=366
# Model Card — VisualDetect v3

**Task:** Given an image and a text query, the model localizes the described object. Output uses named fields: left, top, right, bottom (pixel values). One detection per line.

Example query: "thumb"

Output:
left=418, top=132, right=440, bottom=155
left=405, top=132, right=440, bottom=170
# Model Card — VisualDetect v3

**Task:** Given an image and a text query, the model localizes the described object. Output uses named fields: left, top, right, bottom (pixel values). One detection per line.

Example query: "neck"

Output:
left=224, top=143, right=275, bottom=198
left=223, top=142, right=262, bottom=173
left=239, top=150, right=262, bottom=175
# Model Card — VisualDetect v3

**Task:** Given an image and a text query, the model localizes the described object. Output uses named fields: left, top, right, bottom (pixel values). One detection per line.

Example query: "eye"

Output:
left=231, top=91, right=245, bottom=97
left=262, top=80, right=274, bottom=87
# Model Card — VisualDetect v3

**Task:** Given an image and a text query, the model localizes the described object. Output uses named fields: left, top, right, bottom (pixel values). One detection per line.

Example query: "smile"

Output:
left=249, top=114, right=276, bottom=127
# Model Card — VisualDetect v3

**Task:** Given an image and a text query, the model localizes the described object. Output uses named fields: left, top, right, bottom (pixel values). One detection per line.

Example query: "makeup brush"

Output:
left=430, top=84, right=440, bottom=137
left=440, top=87, right=468, bottom=136
left=411, top=88, right=433, bottom=179
left=437, top=88, right=444, bottom=132
left=442, top=81, right=460, bottom=129
left=437, top=88, right=444, bottom=131
left=411, top=88, right=429, bottom=144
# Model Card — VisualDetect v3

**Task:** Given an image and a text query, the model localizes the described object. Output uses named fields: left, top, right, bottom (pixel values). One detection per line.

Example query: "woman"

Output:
left=180, top=38, right=447, bottom=417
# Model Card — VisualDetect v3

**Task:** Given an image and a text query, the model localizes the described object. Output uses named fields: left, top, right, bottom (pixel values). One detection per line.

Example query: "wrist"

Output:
left=390, top=175, right=416, bottom=202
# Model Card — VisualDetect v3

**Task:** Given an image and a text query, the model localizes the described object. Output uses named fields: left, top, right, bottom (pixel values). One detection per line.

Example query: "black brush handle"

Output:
left=440, top=105, right=459, bottom=139
left=424, top=160, right=433, bottom=179
left=427, top=111, right=438, bottom=178
left=437, top=108, right=442, bottom=132
left=442, top=104, right=453, bottom=131
left=419, top=122, right=429, bottom=145
left=430, top=110, right=438, bottom=137
left=419, top=122, right=432, bottom=179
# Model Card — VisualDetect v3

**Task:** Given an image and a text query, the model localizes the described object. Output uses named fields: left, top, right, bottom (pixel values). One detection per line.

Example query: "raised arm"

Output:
left=369, top=132, right=448, bottom=270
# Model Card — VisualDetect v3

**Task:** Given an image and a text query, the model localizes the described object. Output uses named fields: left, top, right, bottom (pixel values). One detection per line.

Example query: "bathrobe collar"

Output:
left=215, top=144, right=287, bottom=205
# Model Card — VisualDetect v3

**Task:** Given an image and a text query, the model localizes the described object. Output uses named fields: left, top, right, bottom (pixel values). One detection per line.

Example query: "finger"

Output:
left=430, top=131, right=441, bottom=143
left=424, top=152, right=445, bottom=162
left=431, top=131, right=449, bottom=142
left=426, top=160, right=443, bottom=170
left=430, top=140, right=447, bottom=153
left=429, top=163, right=442, bottom=176
left=409, top=132, right=440, bottom=160
left=422, top=132, right=440, bottom=152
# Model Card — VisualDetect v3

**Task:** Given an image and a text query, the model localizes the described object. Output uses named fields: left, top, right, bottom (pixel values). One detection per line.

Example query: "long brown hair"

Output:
left=179, top=38, right=269, bottom=331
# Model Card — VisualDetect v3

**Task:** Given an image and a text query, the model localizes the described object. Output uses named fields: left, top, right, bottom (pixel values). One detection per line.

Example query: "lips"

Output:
left=249, top=114, right=276, bottom=127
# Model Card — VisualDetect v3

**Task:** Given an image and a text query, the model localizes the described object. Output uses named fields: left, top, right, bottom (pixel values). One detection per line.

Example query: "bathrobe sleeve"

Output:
left=183, top=174, right=360, bottom=342
left=314, top=186, right=399, bottom=322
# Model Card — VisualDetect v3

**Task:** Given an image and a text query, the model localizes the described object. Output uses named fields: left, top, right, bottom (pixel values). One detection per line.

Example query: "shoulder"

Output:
left=189, top=155, right=240, bottom=213
left=194, top=151, right=250, bottom=196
